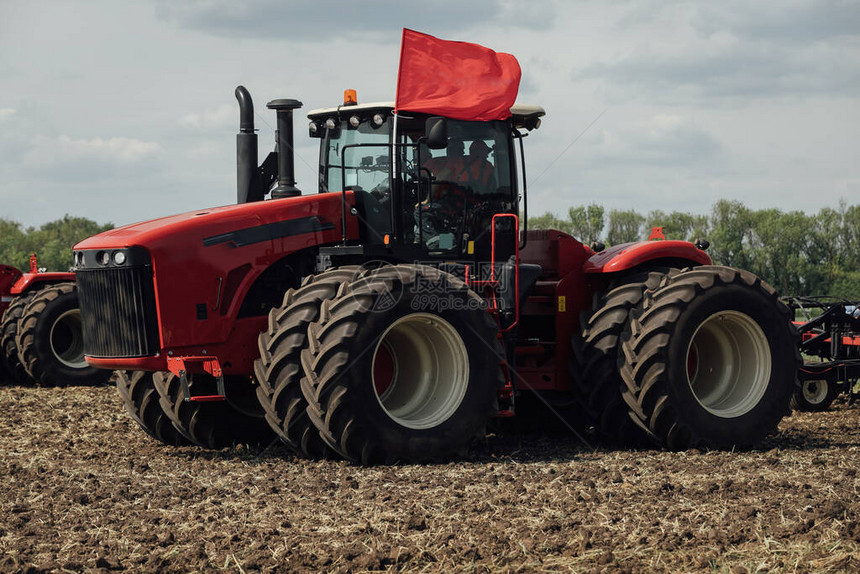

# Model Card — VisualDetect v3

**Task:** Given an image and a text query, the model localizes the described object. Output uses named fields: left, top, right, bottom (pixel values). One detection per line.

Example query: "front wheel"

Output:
left=620, top=266, right=800, bottom=450
left=116, top=371, right=189, bottom=446
left=301, top=265, right=504, bottom=464
left=153, top=372, right=274, bottom=449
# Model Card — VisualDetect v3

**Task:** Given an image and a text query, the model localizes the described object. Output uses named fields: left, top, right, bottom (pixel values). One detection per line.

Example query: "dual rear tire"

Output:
left=618, top=266, right=800, bottom=449
left=574, top=265, right=799, bottom=451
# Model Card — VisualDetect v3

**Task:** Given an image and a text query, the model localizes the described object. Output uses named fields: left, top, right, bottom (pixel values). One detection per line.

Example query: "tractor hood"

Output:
left=74, top=192, right=352, bottom=254
left=73, top=192, right=356, bottom=363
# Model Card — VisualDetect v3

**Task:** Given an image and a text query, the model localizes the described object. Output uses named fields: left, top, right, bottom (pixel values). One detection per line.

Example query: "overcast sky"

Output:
left=1, top=0, right=858, bottom=229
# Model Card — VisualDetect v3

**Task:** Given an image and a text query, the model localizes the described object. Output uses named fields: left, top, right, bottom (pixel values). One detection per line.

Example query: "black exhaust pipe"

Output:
left=266, top=98, right=303, bottom=198
left=235, top=85, right=261, bottom=204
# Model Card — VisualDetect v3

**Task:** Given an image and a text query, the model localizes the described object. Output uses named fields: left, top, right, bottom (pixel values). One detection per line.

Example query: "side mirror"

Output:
left=425, top=117, right=448, bottom=150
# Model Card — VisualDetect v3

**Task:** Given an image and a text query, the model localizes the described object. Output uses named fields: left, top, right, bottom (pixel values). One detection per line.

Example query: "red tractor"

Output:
left=0, top=255, right=109, bottom=387
left=72, top=85, right=799, bottom=462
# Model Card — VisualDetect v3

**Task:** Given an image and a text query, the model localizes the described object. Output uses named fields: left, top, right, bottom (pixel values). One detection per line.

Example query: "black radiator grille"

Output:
left=76, top=264, right=160, bottom=358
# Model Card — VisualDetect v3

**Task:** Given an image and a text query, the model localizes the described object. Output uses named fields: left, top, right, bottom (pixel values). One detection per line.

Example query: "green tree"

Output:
left=747, top=209, right=812, bottom=295
left=0, top=219, right=35, bottom=271
left=830, top=270, right=860, bottom=300
left=606, top=209, right=645, bottom=245
left=0, top=215, right=113, bottom=272
left=843, top=203, right=860, bottom=275
left=528, top=211, right=567, bottom=231
left=708, top=200, right=753, bottom=269
left=804, top=206, right=844, bottom=293
left=647, top=210, right=709, bottom=242
left=567, top=204, right=604, bottom=244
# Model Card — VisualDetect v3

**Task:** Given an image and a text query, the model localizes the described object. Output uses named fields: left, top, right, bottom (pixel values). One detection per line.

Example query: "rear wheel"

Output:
left=16, top=282, right=110, bottom=387
left=571, top=268, right=676, bottom=445
left=791, top=378, right=838, bottom=412
left=116, top=371, right=189, bottom=445
left=301, top=265, right=504, bottom=464
left=154, top=372, right=274, bottom=449
left=0, top=292, right=37, bottom=385
left=620, top=266, right=799, bottom=450
left=254, top=266, right=362, bottom=458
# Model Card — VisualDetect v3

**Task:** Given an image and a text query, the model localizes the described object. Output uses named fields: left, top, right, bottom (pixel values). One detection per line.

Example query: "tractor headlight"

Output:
left=325, top=118, right=337, bottom=130
left=97, top=251, right=110, bottom=266
left=113, top=251, right=127, bottom=265
left=349, top=115, right=360, bottom=128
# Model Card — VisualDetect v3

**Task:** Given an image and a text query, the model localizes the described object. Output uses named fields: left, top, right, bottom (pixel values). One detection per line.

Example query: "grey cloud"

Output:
left=581, top=116, right=723, bottom=170
left=588, top=1, right=860, bottom=103
left=154, top=0, right=555, bottom=40
left=692, top=1, right=860, bottom=44
left=576, top=38, right=859, bottom=103
left=617, top=0, right=860, bottom=43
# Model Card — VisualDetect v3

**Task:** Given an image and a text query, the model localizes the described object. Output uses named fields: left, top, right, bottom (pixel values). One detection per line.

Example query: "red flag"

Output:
left=395, top=29, right=521, bottom=121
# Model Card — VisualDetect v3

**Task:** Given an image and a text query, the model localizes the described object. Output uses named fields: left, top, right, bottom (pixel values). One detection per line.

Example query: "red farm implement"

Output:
left=784, top=296, right=860, bottom=411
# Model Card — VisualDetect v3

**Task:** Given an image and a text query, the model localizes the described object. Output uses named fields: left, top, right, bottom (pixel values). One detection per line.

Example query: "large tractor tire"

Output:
left=116, top=371, right=189, bottom=446
left=1, top=292, right=38, bottom=385
left=301, top=264, right=505, bottom=464
left=620, top=266, right=799, bottom=450
left=16, top=282, right=111, bottom=387
left=791, top=379, right=838, bottom=412
left=153, top=371, right=274, bottom=449
left=571, top=268, right=677, bottom=446
left=254, top=266, right=362, bottom=459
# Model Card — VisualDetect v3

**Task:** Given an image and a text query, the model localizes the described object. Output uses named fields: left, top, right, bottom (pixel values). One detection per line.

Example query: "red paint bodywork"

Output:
left=76, top=192, right=358, bottom=373
left=583, top=240, right=711, bottom=274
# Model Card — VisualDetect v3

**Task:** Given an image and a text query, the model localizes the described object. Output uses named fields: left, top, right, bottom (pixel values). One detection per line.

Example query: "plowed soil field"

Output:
left=1, top=381, right=859, bottom=573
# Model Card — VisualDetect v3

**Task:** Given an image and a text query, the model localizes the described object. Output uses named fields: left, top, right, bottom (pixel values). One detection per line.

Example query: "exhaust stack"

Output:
left=235, top=86, right=261, bottom=204
left=266, top=98, right=303, bottom=198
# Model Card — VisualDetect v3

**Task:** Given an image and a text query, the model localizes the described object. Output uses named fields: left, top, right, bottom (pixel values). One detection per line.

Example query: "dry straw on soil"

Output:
left=1, top=384, right=859, bottom=573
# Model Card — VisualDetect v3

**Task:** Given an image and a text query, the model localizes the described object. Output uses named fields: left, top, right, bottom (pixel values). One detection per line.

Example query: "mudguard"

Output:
left=583, top=240, right=711, bottom=274
left=9, top=272, right=76, bottom=295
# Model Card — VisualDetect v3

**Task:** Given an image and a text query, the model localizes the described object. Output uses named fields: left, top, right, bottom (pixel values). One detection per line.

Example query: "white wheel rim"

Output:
left=685, top=310, right=771, bottom=418
left=372, top=313, right=469, bottom=430
left=801, top=380, right=829, bottom=404
left=50, top=309, right=87, bottom=369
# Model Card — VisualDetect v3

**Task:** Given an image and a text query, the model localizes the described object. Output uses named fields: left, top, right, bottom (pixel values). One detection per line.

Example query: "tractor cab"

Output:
left=307, top=94, right=544, bottom=264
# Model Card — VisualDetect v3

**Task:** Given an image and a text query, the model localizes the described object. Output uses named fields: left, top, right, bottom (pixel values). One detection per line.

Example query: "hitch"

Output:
left=166, top=356, right=226, bottom=402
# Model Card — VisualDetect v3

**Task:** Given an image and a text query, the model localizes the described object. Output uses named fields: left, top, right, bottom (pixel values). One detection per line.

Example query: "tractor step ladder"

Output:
left=166, top=356, right=227, bottom=402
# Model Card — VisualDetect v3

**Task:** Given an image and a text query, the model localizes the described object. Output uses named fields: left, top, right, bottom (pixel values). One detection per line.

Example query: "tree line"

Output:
left=0, top=216, right=113, bottom=273
left=529, top=199, right=860, bottom=299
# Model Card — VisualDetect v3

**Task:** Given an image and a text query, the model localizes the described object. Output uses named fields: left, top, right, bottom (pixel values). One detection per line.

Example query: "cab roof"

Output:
left=307, top=102, right=546, bottom=130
